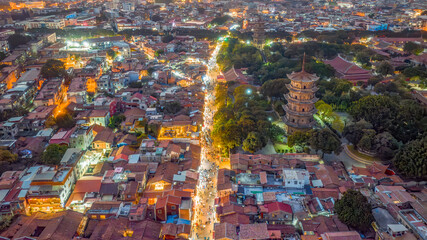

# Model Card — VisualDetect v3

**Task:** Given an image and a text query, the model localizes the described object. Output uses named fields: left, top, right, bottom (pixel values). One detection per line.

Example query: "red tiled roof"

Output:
left=266, top=202, right=293, bottom=214
left=239, top=223, right=270, bottom=240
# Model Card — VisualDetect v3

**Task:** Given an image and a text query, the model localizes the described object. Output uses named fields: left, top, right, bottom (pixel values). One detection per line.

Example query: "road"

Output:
left=191, top=39, right=224, bottom=240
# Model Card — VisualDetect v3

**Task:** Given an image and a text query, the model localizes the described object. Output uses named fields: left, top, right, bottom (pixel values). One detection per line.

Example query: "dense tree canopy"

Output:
left=335, top=190, right=374, bottom=232
left=7, top=34, right=31, bottom=50
left=393, top=135, right=427, bottom=178
left=108, top=114, right=125, bottom=129
left=212, top=84, right=279, bottom=156
left=309, top=129, right=341, bottom=156
left=0, top=150, right=18, bottom=164
left=260, top=78, right=290, bottom=99
left=403, top=42, right=423, bottom=55
left=41, top=144, right=68, bottom=165
left=41, top=59, right=67, bottom=79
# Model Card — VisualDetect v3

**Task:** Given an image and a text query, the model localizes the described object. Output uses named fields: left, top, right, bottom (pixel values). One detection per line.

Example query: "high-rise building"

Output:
left=252, top=17, right=265, bottom=49
left=283, top=58, right=318, bottom=134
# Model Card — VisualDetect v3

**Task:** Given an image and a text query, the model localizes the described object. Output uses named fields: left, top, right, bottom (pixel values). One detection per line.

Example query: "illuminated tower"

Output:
left=283, top=56, right=318, bottom=134
left=252, top=16, right=265, bottom=49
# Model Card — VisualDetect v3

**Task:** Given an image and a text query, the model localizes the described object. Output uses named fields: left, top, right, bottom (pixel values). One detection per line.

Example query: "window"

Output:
left=171, top=205, right=176, bottom=210
left=157, top=209, right=162, bottom=213
left=100, top=215, right=106, bottom=219
left=294, top=181, right=298, bottom=184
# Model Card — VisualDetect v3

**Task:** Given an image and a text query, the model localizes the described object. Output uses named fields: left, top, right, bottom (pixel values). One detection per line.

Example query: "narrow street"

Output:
left=191, top=40, right=223, bottom=240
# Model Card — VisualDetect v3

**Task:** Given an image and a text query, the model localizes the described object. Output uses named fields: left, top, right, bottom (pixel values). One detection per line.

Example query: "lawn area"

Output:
left=274, top=143, right=295, bottom=154
left=347, top=145, right=380, bottom=162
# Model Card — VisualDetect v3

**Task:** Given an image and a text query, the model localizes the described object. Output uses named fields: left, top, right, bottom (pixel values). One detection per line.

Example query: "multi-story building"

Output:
left=283, top=61, right=318, bottom=134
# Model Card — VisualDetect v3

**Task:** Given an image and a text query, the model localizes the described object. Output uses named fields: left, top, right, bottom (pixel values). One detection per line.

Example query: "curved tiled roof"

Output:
left=287, top=70, right=319, bottom=82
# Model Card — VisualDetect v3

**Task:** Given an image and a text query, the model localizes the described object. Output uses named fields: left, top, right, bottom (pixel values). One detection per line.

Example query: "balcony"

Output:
left=283, top=105, right=317, bottom=116
left=285, top=94, right=318, bottom=104
left=286, top=84, right=318, bottom=93
left=283, top=116, right=315, bottom=129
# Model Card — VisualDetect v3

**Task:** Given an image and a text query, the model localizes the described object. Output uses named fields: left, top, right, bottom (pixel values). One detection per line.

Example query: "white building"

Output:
left=282, top=168, right=309, bottom=189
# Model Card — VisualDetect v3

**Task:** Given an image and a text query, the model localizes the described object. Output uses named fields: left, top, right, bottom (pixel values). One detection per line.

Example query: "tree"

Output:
left=356, top=129, right=376, bottom=152
left=373, top=132, right=399, bottom=160
left=55, top=113, right=76, bottom=130
left=315, top=100, right=334, bottom=122
left=41, top=144, right=68, bottom=165
left=242, top=132, right=264, bottom=153
left=197, top=7, right=205, bottom=14
left=0, top=150, right=17, bottom=163
left=108, top=114, right=125, bottom=129
left=349, top=95, right=398, bottom=131
left=355, top=51, right=371, bottom=66
left=376, top=61, right=394, bottom=76
left=162, top=35, right=174, bottom=43
left=7, top=34, right=31, bottom=50
left=403, top=42, right=423, bottom=55
left=393, top=135, right=427, bottom=178
left=0, top=52, right=6, bottom=61
left=211, top=15, right=232, bottom=25
left=106, top=48, right=117, bottom=59
left=335, top=190, right=374, bottom=232
left=164, top=102, right=182, bottom=114
left=309, top=129, right=341, bottom=157
left=288, top=131, right=310, bottom=148
left=41, top=59, right=66, bottom=79
left=343, top=120, right=374, bottom=146
left=151, top=15, right=163, bottom=22
left=260, top=78, right=290, bottom=99
left=0, top=215, right=13, bottom=232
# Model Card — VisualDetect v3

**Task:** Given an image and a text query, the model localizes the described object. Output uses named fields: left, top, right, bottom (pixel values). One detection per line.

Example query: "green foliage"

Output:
left=376, top=61, right=394, bottom=76
left=403, top=66, right=427, bottom=79
left=55, top=113, right=76, bottom=130
left=317, top=78, right=360, bottom=111
left=41, top=144, right=68, bottom=165
left=212, top=84, right=275, bottom=155
left=260, top=78, right=290, bottom=99
left=403, top=42, right=423, bottom=55
left=108, top=114, right=125, bottom=129
left=242, top=132, right=264, bottom=153
left=309, top=128, right=341, bottom=156
left=28, top=28, right=116, bottom=39
left=151, top=15, right=163, bottom=22
left=162, top=35, right=174, bottom=43
left=373, top=132, right=399, bottom=160
left=355, top=51, right=371, bottom=65
left=128, top=81, right=144, bottom=88
left=164, top=102, right=182, bottom=114
left=0, top=215, right=13, bottom=232
left=217, top=38, right=262, bottom=72
left=349, top=95, right=426, bottom=143
left=287, top=131, right=310, bottom=148
left=0, top=150, right=18, bottom=163
left=41, top=59, right=67, bottom=79
left=349, top=95, right=398, bottom=131
left=211, top=15, right=232, bottom=25
left=343, top=120, right=374, bottom=146
left=0, top=52, right=6, bottom=61
left=335, top=190, right=374, bottom=232
left=106, top=48, right=117, bottom=59
left=393, top=135, right=427, bottom=178
left=7, top=34, right=31, bottom=50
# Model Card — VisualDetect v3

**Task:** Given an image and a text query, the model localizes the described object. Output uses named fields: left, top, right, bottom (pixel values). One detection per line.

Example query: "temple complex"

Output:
left=324, top=55, right=372, bottom=84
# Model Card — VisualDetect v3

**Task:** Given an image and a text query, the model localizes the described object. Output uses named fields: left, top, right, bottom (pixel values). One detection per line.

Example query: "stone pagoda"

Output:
left=252, top=17, right=265, bottom=49
left=283, top=56, right=319, bottom=134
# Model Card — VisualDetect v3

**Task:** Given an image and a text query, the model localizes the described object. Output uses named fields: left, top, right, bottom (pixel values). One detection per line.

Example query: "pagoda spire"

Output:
left=302, top=52, right=306, bottom=72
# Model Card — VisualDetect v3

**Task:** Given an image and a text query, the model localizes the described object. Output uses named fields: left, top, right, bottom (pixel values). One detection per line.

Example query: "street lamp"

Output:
left=246, top=88, right=252, bottom=95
